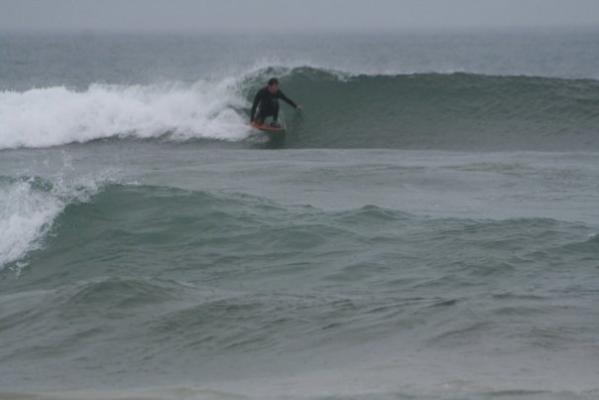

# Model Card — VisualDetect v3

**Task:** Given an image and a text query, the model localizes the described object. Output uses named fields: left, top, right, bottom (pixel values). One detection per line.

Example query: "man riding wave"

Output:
left=250, top=78, right=301, bottom=128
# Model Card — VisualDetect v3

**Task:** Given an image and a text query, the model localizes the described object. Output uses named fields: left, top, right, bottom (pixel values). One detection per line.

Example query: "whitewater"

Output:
left=1, top=31, right=599, bottom=400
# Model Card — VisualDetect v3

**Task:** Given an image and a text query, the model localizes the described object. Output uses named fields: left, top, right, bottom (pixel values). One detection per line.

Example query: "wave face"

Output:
left=277, top=68, right=599, bottom=150
left=1, top=183, right=598, bottom=395
left=1, top=67, right=599, bottom=150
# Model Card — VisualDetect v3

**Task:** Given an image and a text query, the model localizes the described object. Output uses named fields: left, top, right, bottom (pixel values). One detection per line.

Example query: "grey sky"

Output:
left=2, top=0, right=599, bottom=33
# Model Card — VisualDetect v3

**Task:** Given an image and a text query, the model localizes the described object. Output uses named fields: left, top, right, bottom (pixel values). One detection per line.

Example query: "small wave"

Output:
left=65, top=277, right=178, bottom=309
left=0, top=175, right=107, bottom=270
left=559, top=232, right=599, bottom=255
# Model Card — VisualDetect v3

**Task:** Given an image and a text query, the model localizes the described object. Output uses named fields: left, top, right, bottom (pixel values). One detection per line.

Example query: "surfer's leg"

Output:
left=256, top=107, right=268, bottom=124
left=271, top=101, right=280, bottom=122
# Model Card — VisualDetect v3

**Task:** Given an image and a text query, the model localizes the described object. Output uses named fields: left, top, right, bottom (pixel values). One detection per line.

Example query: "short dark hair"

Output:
left=268, top=78, right=279, bottom=86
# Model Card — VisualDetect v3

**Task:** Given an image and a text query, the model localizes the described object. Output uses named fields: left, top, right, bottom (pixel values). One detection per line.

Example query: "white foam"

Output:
left=0, top=174, right=106, bottom=270
left=0, top=179, right=62, bottom=268
left=0, top=78, right=250, bottom=149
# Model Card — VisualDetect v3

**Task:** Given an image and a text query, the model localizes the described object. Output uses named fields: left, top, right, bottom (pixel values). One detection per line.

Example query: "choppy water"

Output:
left=1, top=31, right=599, bottom=400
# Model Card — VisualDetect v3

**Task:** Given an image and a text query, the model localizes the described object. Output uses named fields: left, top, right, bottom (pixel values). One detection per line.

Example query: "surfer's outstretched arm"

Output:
left=278, top=91, right=300, bottom=109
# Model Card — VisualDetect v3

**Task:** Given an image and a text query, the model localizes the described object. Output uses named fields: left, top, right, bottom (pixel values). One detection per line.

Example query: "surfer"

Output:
left=250, top=78, right=301, bottom=127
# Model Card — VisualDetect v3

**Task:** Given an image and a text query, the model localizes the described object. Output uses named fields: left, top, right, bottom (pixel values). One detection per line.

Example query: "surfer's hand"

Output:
left=296, top=105, right=303, bottom=111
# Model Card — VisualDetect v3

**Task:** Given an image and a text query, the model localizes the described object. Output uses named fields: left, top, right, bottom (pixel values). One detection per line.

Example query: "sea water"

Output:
left=1, top=30, right=599, bottom=399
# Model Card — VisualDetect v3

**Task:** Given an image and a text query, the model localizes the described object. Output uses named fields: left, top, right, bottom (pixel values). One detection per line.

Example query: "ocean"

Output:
left=1, top=30, right=599, bottom=400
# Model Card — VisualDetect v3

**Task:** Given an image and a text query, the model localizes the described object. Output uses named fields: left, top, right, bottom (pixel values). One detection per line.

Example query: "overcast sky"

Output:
left=2, top=0, right=599, bottom=33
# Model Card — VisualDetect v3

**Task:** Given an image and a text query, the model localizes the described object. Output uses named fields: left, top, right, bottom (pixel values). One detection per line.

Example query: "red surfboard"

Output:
left=250, top=121, right=286, bottom=133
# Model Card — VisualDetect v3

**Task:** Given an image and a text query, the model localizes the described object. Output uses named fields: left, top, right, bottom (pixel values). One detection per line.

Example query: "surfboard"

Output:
left=250, top=121, right=286, bottom=133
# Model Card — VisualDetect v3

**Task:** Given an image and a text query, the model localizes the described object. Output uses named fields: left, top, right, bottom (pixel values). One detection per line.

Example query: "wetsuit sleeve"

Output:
left=278, top=91, right=298, bottom=108
left=250, top=89, right=264, bottom=122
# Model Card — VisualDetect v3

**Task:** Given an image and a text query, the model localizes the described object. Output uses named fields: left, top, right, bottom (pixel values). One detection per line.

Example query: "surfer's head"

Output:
left=267, top=78, right=279, bottom=93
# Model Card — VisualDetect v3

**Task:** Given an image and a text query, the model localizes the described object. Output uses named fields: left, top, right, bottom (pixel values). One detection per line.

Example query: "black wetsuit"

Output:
left=250, top=87, right=298, bottom=123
